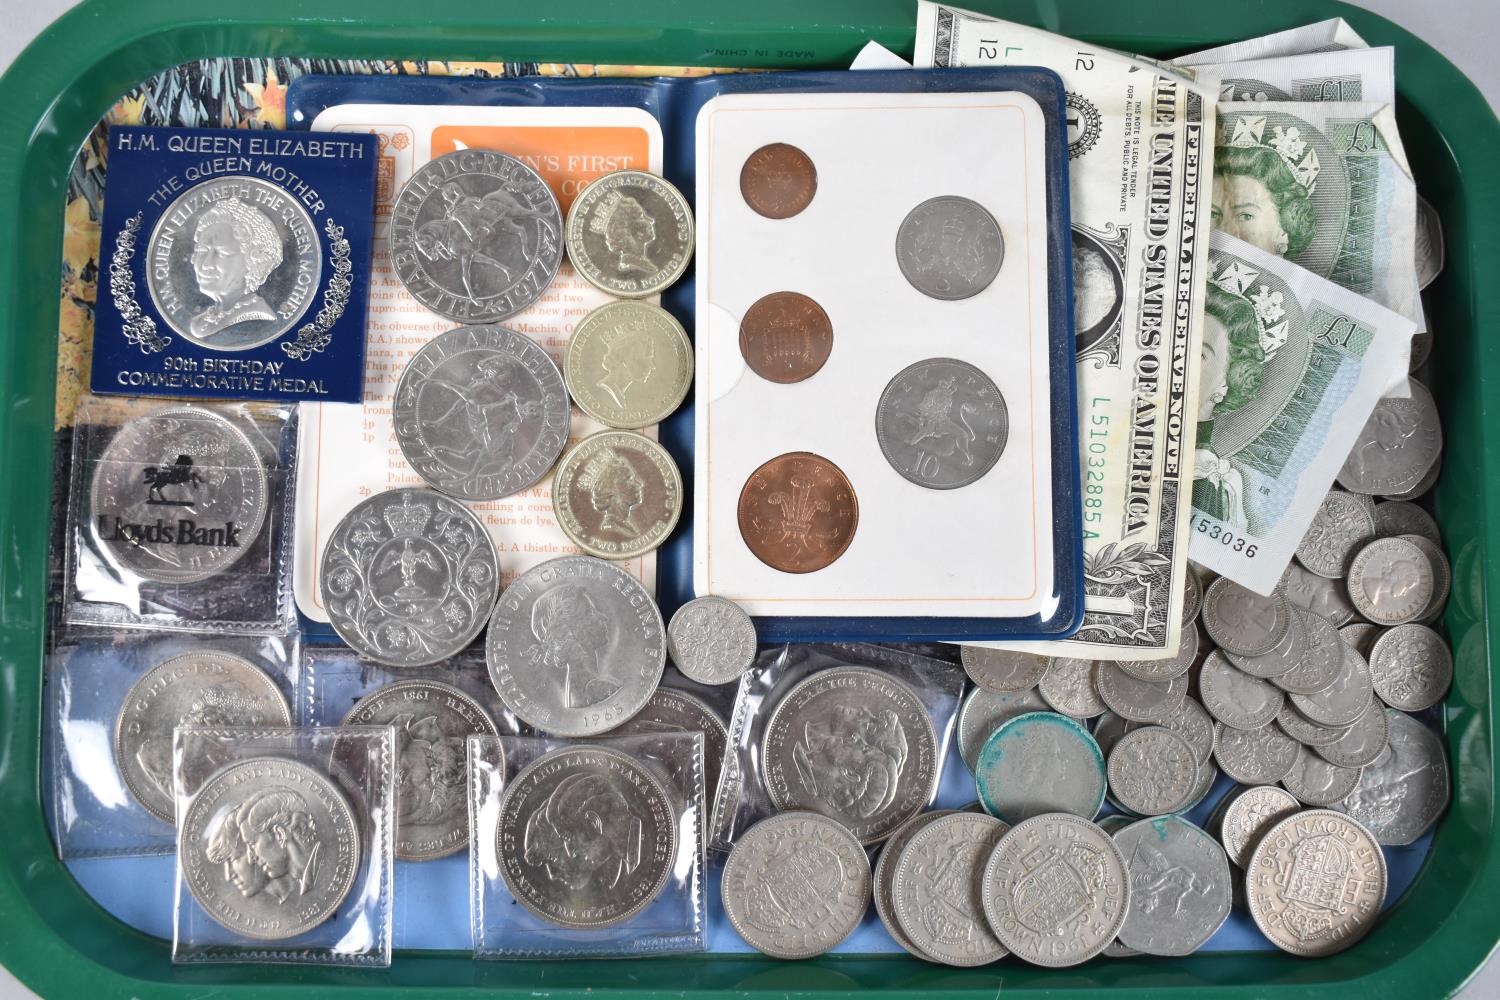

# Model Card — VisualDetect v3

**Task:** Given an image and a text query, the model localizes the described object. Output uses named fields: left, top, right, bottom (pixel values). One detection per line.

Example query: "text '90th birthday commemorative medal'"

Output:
left=90, top=405, right=268, bottom=584
left=391, top=149, right=563, bottom=323
left=565, top=169, right=694, bottom=297
left=92, top=127, right=378, bottom=402
left=320, top=488, right=500, bottom=668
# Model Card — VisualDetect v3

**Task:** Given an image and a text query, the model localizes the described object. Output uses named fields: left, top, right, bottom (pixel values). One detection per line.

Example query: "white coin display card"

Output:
left=694, top=91, right=1054, bottom=618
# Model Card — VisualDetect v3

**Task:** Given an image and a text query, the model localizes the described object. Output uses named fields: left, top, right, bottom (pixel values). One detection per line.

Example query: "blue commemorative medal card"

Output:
left=91, top=126, right=378, bottom=402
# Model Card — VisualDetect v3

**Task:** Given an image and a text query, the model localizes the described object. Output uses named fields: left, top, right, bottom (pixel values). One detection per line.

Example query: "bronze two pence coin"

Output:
left=739, top=291, right=833, bottom=383
left=737, top=451, right=858, bottom=573
left=739, top=143, right=817, bottom=220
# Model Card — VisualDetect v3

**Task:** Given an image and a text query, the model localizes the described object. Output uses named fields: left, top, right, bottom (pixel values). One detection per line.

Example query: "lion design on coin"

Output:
left=792, top=703, right=909, bottom=820
left=900, top=376, right=976, bottom=466
left=206, top=785, right=323, bottom=904
left=525, top=584, right=622, bottom=709
left=523, top=770, right=643, bottom=890
left=188, top=196, right=283, bottom=340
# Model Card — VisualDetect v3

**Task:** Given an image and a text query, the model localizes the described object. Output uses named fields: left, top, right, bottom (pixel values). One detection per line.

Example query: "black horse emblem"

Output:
left=143, top=454, right=204, bottom=506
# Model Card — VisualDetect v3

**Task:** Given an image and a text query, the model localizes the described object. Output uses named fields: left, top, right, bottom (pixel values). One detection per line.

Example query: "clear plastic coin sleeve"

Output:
left=63, top=394, right=296, bottom=634
left=653, top=662, right=740, bottom=846
left=170, top=725, right=395, bottom=967
left=712, top=642, right=963, bottom=851
left=42, top=630, right=300, bottom=859
left=467, top=732, right=706, bottom=958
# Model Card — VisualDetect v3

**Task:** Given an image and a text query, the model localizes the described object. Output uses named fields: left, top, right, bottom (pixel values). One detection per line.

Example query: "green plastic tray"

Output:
left=1, top=0, right=1496, bottom=996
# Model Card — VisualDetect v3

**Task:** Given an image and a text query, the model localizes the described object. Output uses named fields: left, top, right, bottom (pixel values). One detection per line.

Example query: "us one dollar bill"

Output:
left=1189, top=230, right=1414, bottom=593
left=915, top=1, right=1217, bottom=659
left=1205, top=46, right=1394, bottom=105
left=1177, top=18, right=1369, bottom=66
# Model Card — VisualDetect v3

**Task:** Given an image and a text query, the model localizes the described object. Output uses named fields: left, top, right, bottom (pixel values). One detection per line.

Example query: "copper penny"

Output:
left=739, top=143, right=817, bottom=220
left=737, top=452, right=858, bottom=573
left=738, top=292, right=833, bottom=384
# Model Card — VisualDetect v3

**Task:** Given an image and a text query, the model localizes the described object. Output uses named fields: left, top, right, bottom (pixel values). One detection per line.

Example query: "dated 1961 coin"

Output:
left=738, top=451, right=858, bottom=573
left=895, top=196, right=1004, bottom=300
left=1218, top=784, right=1301, bottom=869
left=485, top=555, right=664, bottom=737
left=115, top=651, right=292, bottom=823
left=340, top=679, right=496, bottom=861
left=564, top=300, right=693, bottom=429
left=976, top=712, right=1106, bottom=823
left=960, top=646, right=1050, bottom=694
left=90, top=406, right=268, bottom=584
left=1346, top=536, right=1434, bottom=625
left=892, top=812, right=1010, bottom=966
left=873, top=810, right=958, bottom=960
left=180, top=757, right=360, bottom=940
left=604, top=687, right=729, bottom=809
left=875, top=358, right=1008, bottom=490
left=739, top=291, right=834, bottom=384
left=1246, top=809, right=1387, bottom=956
left=722, top=811, right=870, bottom=959
left=957, top=686, right=1050, bottom=771
left=1114, top=816, right=1232, bottom=956
left=551, top=431, right=682, bottom=560
left=762, top=667, right=937, bottom=844
left=147, top=175, right=321, bottom=350
left=320, top=488, right=499, bottom=668
left=496, top=745, right=676, bottom=929
left=666, top=595, right=758, bottom=686
left=1340, top=709, right=1449, bottom=846
left=390, top=149, right=563, bottom=323
left=565, top=169, right=694, bottom=297
left=739, top=143, right=817, bottom=220
left=392, top=324, right=570, bottom=500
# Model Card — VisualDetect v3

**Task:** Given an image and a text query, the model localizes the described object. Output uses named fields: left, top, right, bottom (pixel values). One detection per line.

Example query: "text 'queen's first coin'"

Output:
left=738, top=451, right=859, bottom=573
left=565, top=169, right=694, bottom=297
left=876, top=358, right=1008, bottom=490
left=551, top=431, right=683, bottom=560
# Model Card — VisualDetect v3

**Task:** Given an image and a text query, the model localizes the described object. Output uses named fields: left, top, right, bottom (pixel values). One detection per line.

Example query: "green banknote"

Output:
left=1203, top=46, right=1394, bottom=105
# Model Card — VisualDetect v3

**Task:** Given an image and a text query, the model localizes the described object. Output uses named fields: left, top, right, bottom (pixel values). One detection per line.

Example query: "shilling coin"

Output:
left=1401, top=533, right=1451, bottom=623
left=146, top=175, right=321, bottom=350
left=1339, top=622, right=1381, bottom=658
left=975, top=712, right=1106, bottom=824
left=1213, top=720, right=1300, bottom=785
left=873, top=810, right=958, bottom=959
left=721, top=811, right=870, bottom=959
left=1289, top=644, right=1375, bottom=728
left=1340, top=709, right=1449, bottom=846
left=340, top=679, right=497, bottom=861
left=1282, top=561, right=1358, bottom=627
left=957, top=686, right=1051, bottom=770
left=564, top=169, right=693, bottom=298
left=1218, top=785, right=1301, bottom=869
left=1095, top=661, right=1188, bottom=723
left=1415, top=194, right=1445, bottom=290
left=1246, top=809, right=1386, bottom=956
left=1373, top=500, right=1441, bottom=545
left=666, top=595, right=758, bottom=686
left=552, top=430, right=682, bottom=560
left=180, top=757, right=360, bottom=940
left=485, top=555, right=664, bottom=736
left=1337, top=381, right=1443, bottom=496
left=1115, top=816, right=1232, bottom=956
left=737, top=451, right=858, bottom=573
left=980, top=813, right=1130, bottom=967
left=1039, top=657, right=1108, bottom=718
left=390, top=148, right=562, bottom=323
left=1346, top=536, right=1434, bottom=625
left=1314, top=695, right=1389, bottom=769
left=1199, top=651, right=1285, bottom=731
left=1182, top=565, right=1205, bottom=628
left=1114, top=624, right=1199, bottom=683
left=1106, top=726, right=1199, bottom=816
left=1281, top=744, right=1363, bottom=806
left=1295, top=490, right=1376, bottom=578
left=739, top=143, right=818, bottom=220
left=1368, top=622, right=1451, bottom=711
left=1202, top=577, right=1292, bottom=657
left=892, top=813, right=1010, bottom=966
left=895, top=196, right=1004, bottom=300
left=739, top=291, right=834, bottom=384
left=1275, top=701, right=1353, bottom=748
left=1267, top=611, right=1343, bottom=694
left=960, top=646, right=1051, bottom=694
left=605, top=686, right=729, bottom=813
left=321, top=488, right=500, bottom=668
left=564, top=300, right=693, bottom=429
left=496, top=745, right=676, bottom=929
left=762, top=667, right=937, bottom=844
left=114, top=651, right=292, bottom=823
left=875, top=358, right=1008, bottom=490
left=90, top=406, right=268, bottom=584
left=392, top=324, right=570, bottom=500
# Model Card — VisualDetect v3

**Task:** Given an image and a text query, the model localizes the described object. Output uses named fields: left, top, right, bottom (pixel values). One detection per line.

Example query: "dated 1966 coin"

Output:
left=762, top=667, right=937, bottom=844
left=115, top=651, right=292, bottom=823
left=960, top=646, right=1050, bottom=694
left=981, top=813, right=1130, bottom=968
left=90, top=406, right=268, bottom=584
left=604, top=687, right=729, bottom=809
left=1340, top=709, right=1449, bottom=846
left=895, top=196, right=1004, bottom=300
left=722, top=811, right=869, bottom=959
left=892, top=812, right=1010, bottom=966
left=976, top=712, right=1106, bottom=823
left=1246, top=809, right=1387, bottom=956
left=147, top=175, right=321, bottom=350
left=551, top=431, right=682, bottom=560
left=565, top=169, right=694, bottom=297
left=875, top=358, right=1008, bottom=490
left=739, top=143, right=817, bottom=220
left=485, top=555, right=664, bottom=737
left=1115, top=816, right=1232, bottom=956
left=392, top=324, right=570, bottom=501
left=391, top=149, right=563, bottom=323
left=496, top=745, right=676, bottom=929
left=340, top=679, right=496, bottom=861
left=957, top=686, right=1050, bottom=771
left=564, top=300, right=693, bottom=429
left=320, top=488, right=499, bottom=667
left=180, top=757, right=360, bottom=940
left=1347, top=536, right=1435, bottom=625
left=873, top=810, right=958, bottom=960
left=666, top=595, right=758, bottom=686
left=1218, top=784, right=1301, bottom=868
left=738, top=451, right=858, bottom=573
left=739, top=291, right=834, bottom=384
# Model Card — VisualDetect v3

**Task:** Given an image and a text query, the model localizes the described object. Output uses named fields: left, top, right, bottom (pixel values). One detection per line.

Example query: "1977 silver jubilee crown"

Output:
left=875, top=358, right=1008, bottom=490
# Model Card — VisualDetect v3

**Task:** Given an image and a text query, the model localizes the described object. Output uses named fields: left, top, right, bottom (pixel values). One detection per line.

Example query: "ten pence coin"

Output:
left=875, top=357, right=1008, bottom=490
